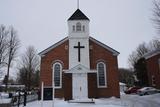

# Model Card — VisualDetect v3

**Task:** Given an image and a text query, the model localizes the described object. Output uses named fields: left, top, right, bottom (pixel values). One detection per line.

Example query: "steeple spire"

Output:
left=77, top=0, right=79, bottom=9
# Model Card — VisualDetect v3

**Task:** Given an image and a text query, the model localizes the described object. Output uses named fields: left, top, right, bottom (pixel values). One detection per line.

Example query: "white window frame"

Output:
left=53, top=62, right=62, bottom=89
left=97, top=62, right=107, bottom=88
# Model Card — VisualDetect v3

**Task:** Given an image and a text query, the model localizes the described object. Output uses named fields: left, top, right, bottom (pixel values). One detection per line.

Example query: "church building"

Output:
left=39, top=9, right=120, bottom=100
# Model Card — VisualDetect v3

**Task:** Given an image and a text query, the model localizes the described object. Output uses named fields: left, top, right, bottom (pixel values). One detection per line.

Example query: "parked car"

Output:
left=137, top=87, right=160, bottom=96
left=124, top=86, right=141, bottom=94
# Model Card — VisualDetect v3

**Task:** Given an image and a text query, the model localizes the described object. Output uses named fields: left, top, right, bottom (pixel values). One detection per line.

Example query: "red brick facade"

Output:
left=145, top=53, right=160, bottom=89
left=40, top=38, right=120, bottom=100
left=89, top=39, right=120, bottom=98
left=40, top=40, right=69, bottom=98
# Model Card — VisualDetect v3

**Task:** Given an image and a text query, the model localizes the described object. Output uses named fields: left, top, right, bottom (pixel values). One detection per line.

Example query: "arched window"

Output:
left=53, top=62, right=62, bottom=88
left=76, top=22, right=81, bottom=31
left=97, top=62, right=107, bottom=87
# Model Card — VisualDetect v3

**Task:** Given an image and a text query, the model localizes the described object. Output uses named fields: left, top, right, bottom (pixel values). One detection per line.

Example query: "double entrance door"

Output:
left=72, top=73, right=88, bottom=99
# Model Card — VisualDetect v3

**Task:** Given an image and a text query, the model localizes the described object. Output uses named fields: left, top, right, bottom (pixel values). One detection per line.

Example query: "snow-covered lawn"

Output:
left=20, top=98, right=123, bottom=107
left=0, top=92, right=11, bottom=104
left=0, top=92, right=9, bottom=99
left=0, top=98, right=11, bottom=104
left=121, top=93, right=160, bottom=107
left=18, top=93, right=160, bottom=107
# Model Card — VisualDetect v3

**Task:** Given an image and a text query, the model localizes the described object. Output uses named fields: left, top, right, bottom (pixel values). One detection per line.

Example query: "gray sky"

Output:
left=0, top=0, right=157, bottom=69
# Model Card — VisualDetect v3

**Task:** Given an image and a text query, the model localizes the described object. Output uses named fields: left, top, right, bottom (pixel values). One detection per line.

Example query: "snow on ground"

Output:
left=0, top=92, right=11, bottom=104
left=20, top=99, right=123, bottom=107
left=0, top=98, right=11, bottom=104
left=0, top=92, right=9, bottom=99
left=13, top=93, right=160, bottom=107
left=120, top=93, right=160, bottom=107
left=143, top=93, right=160, bottom=104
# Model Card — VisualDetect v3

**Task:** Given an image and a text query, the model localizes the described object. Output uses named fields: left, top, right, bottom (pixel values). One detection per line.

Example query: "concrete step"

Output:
left=68, top=98, right=95, bottom=103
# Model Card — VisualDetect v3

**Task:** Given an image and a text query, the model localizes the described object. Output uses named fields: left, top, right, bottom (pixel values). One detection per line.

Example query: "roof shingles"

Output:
left=68, top=9, right=89, bottom=21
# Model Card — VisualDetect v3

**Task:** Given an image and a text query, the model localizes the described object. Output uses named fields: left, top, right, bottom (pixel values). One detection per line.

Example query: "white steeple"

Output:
left=68, top=9, right=90, bottom=39
left=68, top=9, right=90, bottom=69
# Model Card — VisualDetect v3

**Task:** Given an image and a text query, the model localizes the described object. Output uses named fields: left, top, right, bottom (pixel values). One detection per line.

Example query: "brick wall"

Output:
left=146, top=54, right=160, bottom=89
left=89, top=40, right=120, bottom=98
left=40, top=39, right=120, bottom=99
left=40, top=40, right=69, bottom=97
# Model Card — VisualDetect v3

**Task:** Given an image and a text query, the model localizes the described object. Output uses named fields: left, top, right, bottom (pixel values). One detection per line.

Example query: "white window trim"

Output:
left=97, top=62, right=107, bottom=88
left=52, top=62, right=62, bottom=89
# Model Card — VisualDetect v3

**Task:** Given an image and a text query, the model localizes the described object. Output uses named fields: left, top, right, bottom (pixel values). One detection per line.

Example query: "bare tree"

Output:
left=19, top=46, right=40, bottom=90
left=153, top=0, right=160, bottom=37
left=0, top=25, right=8, bottom=72
left=128, top=39, right=160, bottom=69
left=136, top=42, right=149, bottom=58
left=128, top=42, right=149, bottom=69
left=149, top=39, right=160, bottom=51
left=128, top=52, right=138, bottom=69
left=5, top=26, right=20, bottom=91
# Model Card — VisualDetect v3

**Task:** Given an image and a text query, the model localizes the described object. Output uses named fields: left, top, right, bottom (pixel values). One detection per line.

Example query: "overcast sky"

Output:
left=0, top=0, right=157, bottom=69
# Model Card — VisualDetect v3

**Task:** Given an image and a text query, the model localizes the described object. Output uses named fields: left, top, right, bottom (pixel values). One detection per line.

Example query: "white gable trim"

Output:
left=89, top=37, right=119, bottom=56
left=144, top=49, right=160, bottom=59
left=39, top=37, right=68, bottom=56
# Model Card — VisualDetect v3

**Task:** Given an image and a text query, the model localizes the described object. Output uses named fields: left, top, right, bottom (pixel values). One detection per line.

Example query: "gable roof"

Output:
left=68, top=9, right=89, bottom=21
left=39, top=37, right=68, bottom=56
left=39, top=36, right=119, bottom=56
left=89, top=37, right=120, bottom=56
left=143, top=49, right=160, bottom=59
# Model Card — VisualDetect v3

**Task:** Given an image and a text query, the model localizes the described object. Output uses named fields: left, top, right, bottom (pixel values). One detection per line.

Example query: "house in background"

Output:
left=39, top=8, right=120, bottom=101
left=144, top=49, right=160, bottom=89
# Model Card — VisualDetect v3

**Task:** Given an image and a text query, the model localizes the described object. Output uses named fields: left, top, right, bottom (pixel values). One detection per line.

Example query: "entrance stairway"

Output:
left=68, top=98, right=95, bottom=103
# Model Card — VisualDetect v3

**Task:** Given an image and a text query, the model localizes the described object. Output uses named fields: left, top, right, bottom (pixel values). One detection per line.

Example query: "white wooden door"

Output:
left=72, top=73, right=88, bottom=99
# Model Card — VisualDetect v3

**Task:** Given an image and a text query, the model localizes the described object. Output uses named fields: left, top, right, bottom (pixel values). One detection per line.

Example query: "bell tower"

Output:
left=68, top=9, right=90, bottom=39
left=68, top=9, right=90, bottom=69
